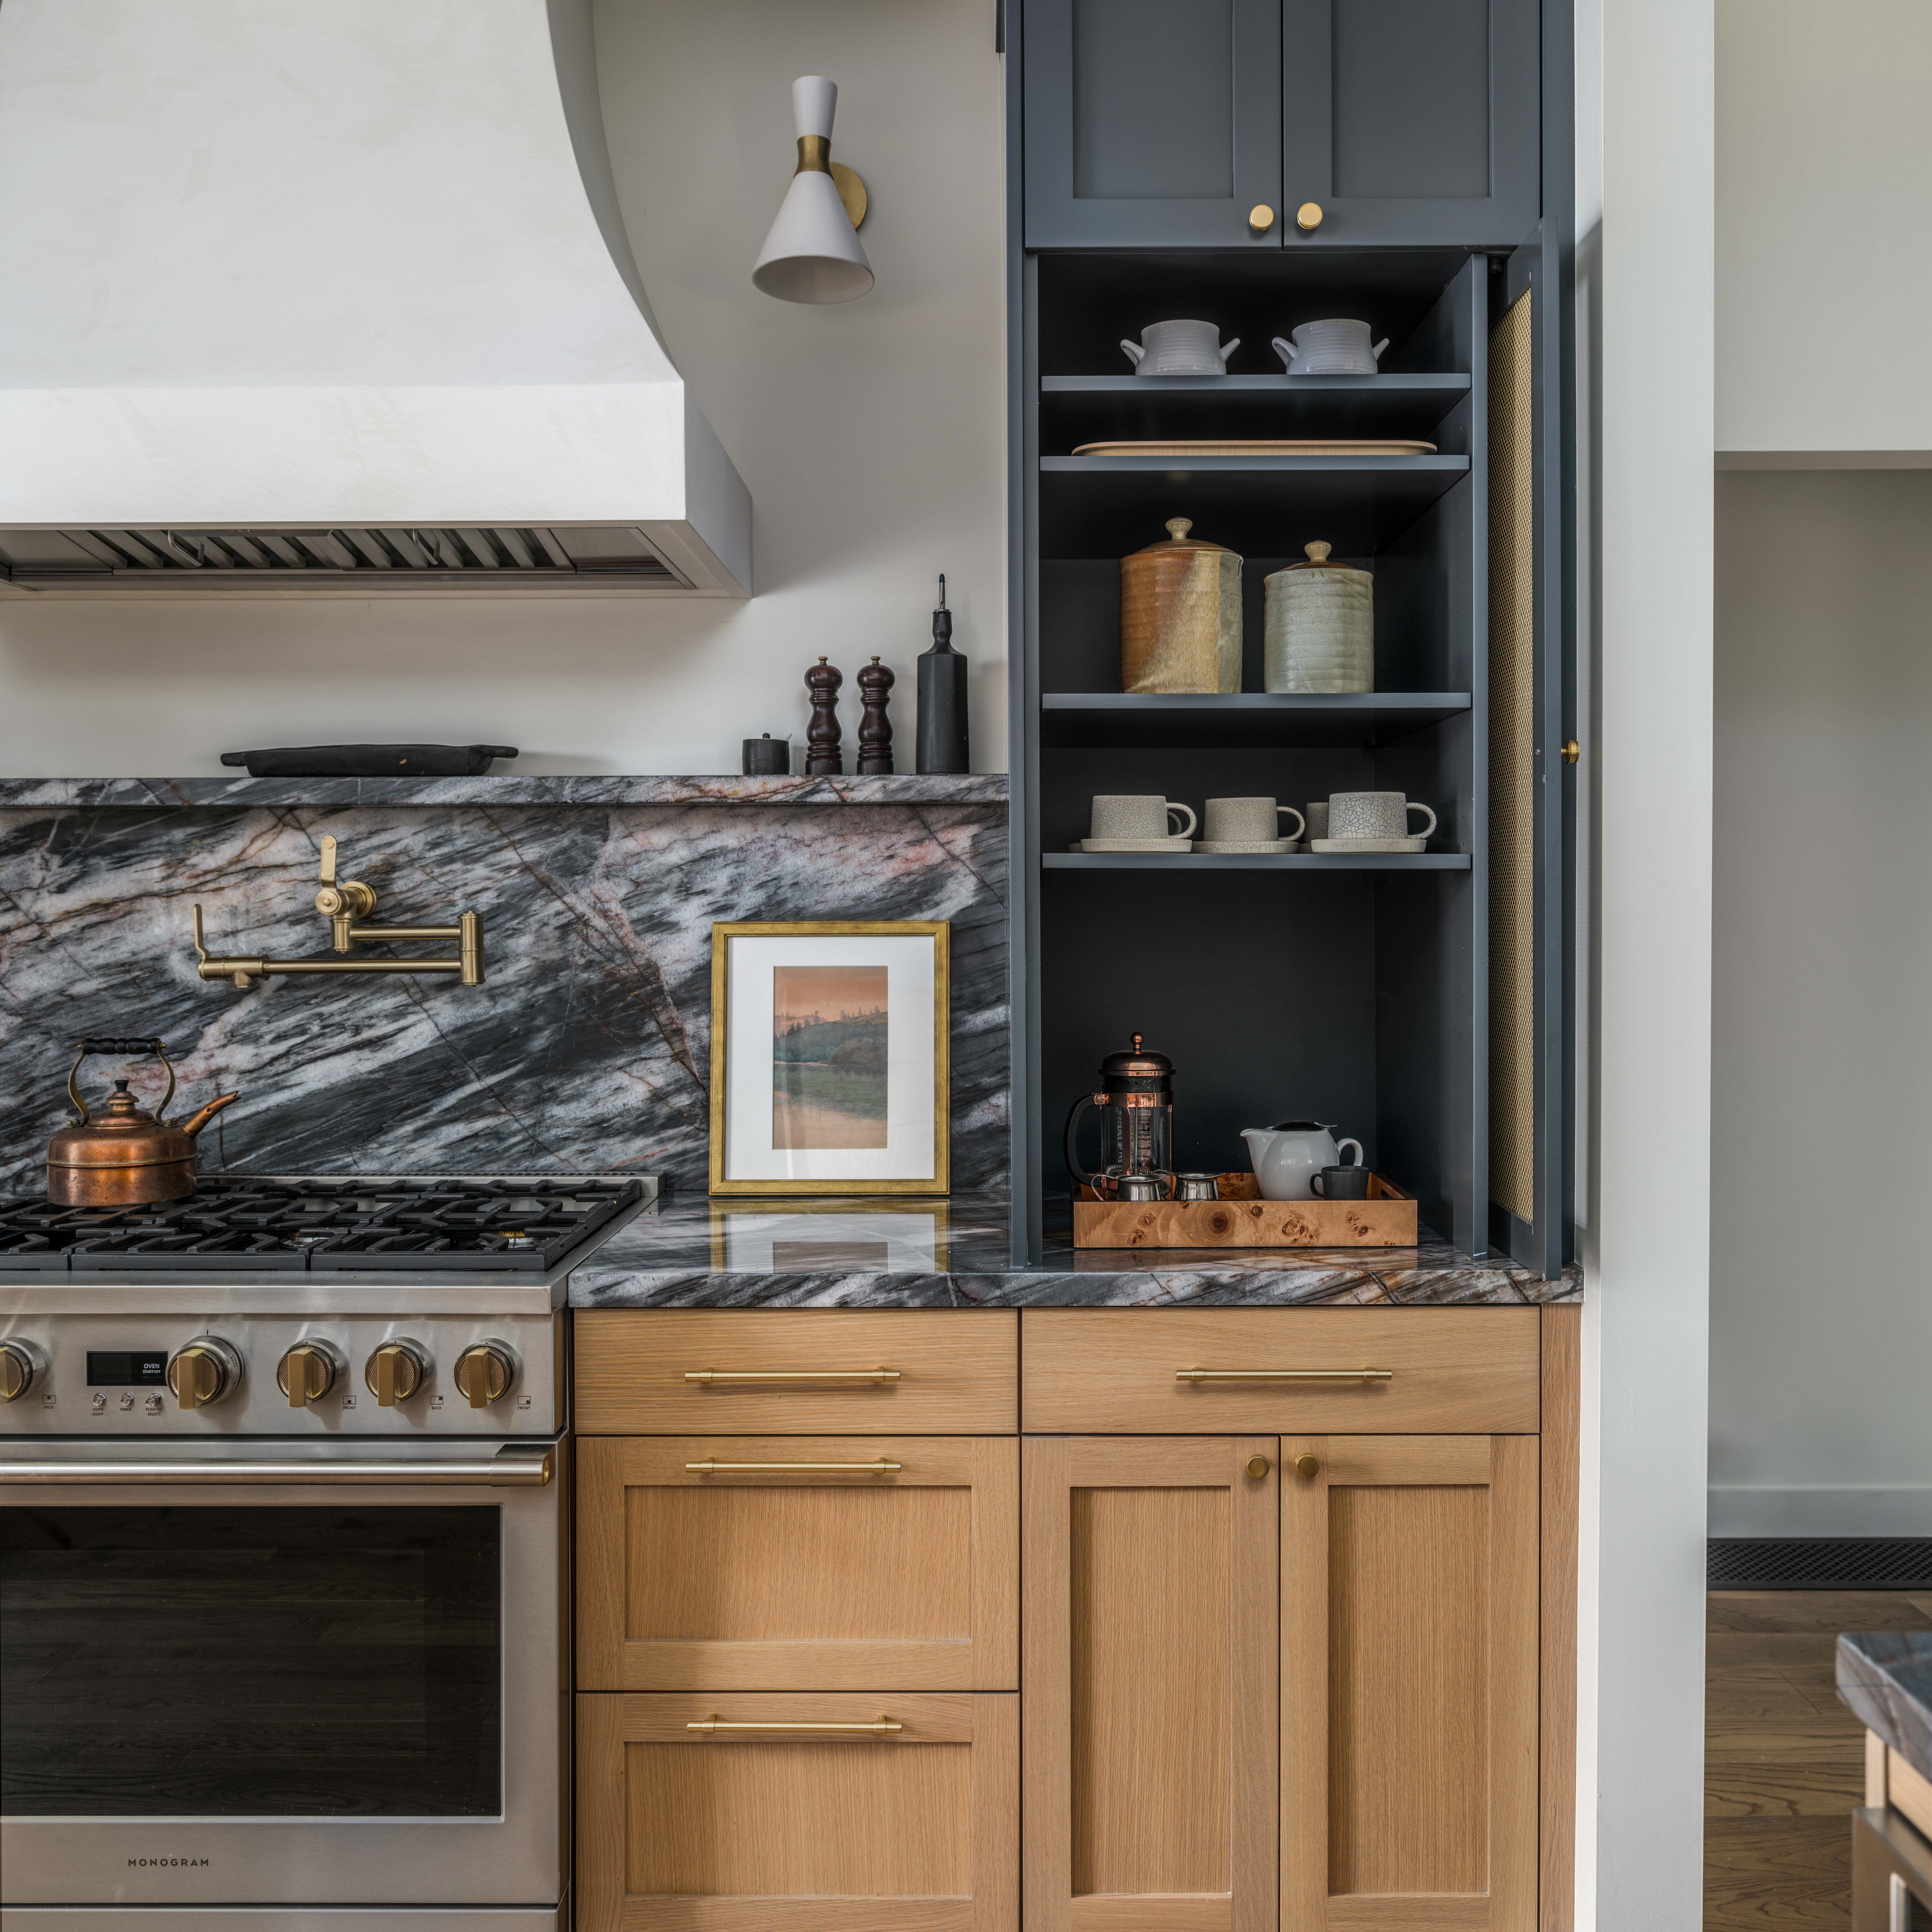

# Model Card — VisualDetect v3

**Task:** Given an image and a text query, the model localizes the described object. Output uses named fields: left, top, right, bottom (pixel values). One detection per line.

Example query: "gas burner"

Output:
left=0, top=1174, right=646, bottom=1273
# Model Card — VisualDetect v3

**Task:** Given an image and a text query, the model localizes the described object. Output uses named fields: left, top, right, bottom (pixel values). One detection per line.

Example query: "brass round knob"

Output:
left=0, top=1339, right=41, bottom=1403
left=277, top=1340, right=343, bottom=1410
left=454, top=1341, right=518, bottom=1411
left=365, top=1339, right=429, bottom=1408
left=168, top=1337, right=241, bottom=1411
left=1246, top=1455, right=1270, bottom=1479
left=1294, top=1453, right=1322, bottom=1479
left=1248, top=203, right=1276, bottom=234
left=1560, top=739, right=1582, bottom=764
left=1296, top=201, right=1324, bottom=233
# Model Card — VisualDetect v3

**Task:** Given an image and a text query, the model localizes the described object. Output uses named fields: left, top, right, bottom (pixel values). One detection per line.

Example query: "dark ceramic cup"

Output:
left=1310, top=1165, right=1370, bottom=1200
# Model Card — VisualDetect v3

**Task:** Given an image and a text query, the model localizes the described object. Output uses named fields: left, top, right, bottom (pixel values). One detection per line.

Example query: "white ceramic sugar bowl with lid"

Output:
left=1263, top=542, right=1374, bottom=693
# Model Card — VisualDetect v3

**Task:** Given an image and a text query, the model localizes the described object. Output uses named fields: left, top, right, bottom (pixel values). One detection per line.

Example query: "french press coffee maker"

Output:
left=1064, top=1033, right=1176, bottom=1200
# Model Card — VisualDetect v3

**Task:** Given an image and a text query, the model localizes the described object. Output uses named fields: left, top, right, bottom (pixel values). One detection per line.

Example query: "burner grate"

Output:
left=0, top=1176, right=645, bottom=1272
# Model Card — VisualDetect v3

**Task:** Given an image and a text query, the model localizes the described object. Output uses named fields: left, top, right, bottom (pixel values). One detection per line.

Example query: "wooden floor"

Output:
left=1707, top=1590, right=1932, bottom=1929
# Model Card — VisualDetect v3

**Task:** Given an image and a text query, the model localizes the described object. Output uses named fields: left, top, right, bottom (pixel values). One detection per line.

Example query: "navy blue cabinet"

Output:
left=1024, top=0, right=1539, bottom=249
left=1023, top=0, right=1283, bottom=249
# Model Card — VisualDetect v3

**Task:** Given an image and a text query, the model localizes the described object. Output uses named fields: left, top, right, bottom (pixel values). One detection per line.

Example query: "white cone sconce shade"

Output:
left=753, top=76, right=873, bottom=304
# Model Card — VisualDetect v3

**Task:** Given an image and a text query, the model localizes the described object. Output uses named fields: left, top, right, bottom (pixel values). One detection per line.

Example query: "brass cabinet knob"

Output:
left=1294, top=1453, right=1321, bottom=1479
left=1246, top=1454, right=1270, bottom=1479
left=1560, top=739, right=1582, bottom=764
left=168, top=1338, right=241, bottom=1411
left=1296, top=201, right=1324, bottom=232
left=365, top=1339, right=429, bottom=1407
left=276, top=1340, right=343, bottom=1410
left=1248, top=203, right=1276, bottom=234
left=454, top=1341, right=518, bottom=1411
left=0, top=1339, right=40, bottom=1403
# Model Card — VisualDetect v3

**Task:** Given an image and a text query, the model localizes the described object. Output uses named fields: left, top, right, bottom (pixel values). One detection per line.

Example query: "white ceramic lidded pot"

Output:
left=1241, top=1120, right=1364, bottom=1201
left=1264, top=542, right=1373, bottom=692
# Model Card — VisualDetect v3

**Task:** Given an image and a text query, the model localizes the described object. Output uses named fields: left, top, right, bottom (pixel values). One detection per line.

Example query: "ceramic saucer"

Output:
left=1194, top=838, right=1302, bottom=853
left=1310, top=836, right=1428, bottom=854
left=1078, top=836, right=1195, bottom=852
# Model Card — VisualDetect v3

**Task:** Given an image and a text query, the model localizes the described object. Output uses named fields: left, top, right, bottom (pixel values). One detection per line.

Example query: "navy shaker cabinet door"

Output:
left=1280, top=0, right=1541, bottom=245
left=1023, top=0, right=1284, bottom=248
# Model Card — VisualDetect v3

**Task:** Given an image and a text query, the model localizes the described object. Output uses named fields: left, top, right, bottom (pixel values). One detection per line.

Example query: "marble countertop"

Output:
left=568, top=1190, right=1583, bottom=1308
left=1839, top=1632, right=1932, bottom=1783
left=0, top=774, right=1007, bottom=810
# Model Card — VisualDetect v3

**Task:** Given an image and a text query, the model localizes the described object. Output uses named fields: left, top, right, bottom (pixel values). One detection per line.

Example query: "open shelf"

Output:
left=1045, top=851, right=1472, bottom=871
left=1040, top=692, right=1471, bottom=749
left=1040, top=373, right=1473, bottom=446
left=1038, top=454, right=1470, bottom=556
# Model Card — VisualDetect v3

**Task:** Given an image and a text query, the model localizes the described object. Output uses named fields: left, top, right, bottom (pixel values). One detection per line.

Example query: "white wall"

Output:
left=1716, top=0, right=1932, bottom=460
left=1710, top=469, right=1932, bottom=1534
left=0, top=0, right=1008, bottom=777
left=1585, top=0, right=1714, bottom=1928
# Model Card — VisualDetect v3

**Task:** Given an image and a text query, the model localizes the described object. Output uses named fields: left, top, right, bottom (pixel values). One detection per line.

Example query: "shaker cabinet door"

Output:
left=1281, top=1434, right=1539, bottom=1932
left=1023, top=0, right=1284, bottom=248
left=1022, top=1436, right=1278, bottom=1932
left=1280, top=0, right=1540, bottom=245
left=577, top=1435, right=1018, bottom=1691
left=1486, top=222, right=1571, bottom=1276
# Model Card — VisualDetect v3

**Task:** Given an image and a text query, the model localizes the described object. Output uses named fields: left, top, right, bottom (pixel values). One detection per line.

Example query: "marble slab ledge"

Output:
left=1839, top=1632, right=1932, bottom=1785
left=568, top=1190, right=1584, bottom=1309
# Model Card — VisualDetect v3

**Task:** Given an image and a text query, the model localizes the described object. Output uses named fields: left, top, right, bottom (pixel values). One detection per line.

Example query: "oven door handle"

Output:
left=0, top=1443, right=554, bottom=1487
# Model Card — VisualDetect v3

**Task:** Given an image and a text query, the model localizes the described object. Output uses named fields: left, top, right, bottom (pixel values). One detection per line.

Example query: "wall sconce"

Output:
left=753, top=76, right=872, bottom=304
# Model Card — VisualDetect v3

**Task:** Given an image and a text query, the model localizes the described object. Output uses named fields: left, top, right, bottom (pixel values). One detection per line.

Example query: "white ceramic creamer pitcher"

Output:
left=1240, top=1119, right=1364, bottom=1200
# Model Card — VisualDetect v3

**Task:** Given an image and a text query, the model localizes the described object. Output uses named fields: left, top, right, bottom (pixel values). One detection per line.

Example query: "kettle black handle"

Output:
left=67, top=1038, right=175, bottom=1128
left=1064, top=1092, right=1102, bottom=1193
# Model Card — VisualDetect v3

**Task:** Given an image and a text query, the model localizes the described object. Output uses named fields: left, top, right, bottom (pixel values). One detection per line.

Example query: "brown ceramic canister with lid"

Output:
left=1119, top=517, right=1242, bottom=693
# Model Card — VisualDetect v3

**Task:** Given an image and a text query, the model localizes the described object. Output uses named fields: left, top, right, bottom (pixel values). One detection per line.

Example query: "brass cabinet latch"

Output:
left=191, top=835, right=485, bottom=991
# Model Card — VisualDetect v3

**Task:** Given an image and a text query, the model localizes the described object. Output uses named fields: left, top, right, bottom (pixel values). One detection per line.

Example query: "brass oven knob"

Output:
left=0, top=1339, right=42, bottom=1403
left=1296, top=201, right=1324, bottom=232
left=168, top=1337, right=241, bottom=1411
left=454, top=1341, right=518, bottom=1410
left=276, top=1340, right=344, bottom=1410
left=365, top=1340, right=429, bottom=1407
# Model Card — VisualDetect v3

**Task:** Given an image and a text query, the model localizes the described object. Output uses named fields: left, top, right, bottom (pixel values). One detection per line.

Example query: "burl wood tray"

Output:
left=1072, top=1172, right=1417, bottom=1249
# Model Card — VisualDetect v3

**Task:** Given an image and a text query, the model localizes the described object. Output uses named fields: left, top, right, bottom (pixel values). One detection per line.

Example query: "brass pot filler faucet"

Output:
left=191, top=835, right=484, bottom=991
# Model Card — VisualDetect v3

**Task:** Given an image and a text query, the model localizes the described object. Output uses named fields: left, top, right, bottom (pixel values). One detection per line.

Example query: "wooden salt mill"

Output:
left=804, top=657, right=843, bottom=774
left=857, top=656, right=895, bottom=774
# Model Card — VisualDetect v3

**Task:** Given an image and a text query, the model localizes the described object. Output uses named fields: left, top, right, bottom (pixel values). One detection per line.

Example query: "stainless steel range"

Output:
left=0, top=1173, right=650, bottom=1932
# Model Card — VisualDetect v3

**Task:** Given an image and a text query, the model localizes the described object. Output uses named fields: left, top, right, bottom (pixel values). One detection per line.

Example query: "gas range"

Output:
left=0, top=1173, right=652, bottom=1439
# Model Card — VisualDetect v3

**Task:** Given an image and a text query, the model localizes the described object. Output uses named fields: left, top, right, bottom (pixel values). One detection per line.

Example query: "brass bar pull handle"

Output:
left=684, top=1367, right=901, bottom=1384
left=1175, top=1366, right=1395, bottom=1383
left=687, top=1716, right=903, bottom=1735
left=686, top=1459, right=902, bottom=1474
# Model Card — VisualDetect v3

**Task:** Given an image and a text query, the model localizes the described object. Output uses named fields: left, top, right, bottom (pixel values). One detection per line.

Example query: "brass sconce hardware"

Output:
left=191, top=834, right=485, bottom=991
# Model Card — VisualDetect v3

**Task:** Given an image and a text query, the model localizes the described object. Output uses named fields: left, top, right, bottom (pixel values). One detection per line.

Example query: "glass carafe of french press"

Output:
left=1064, top=1033, right=1176, bottom=1199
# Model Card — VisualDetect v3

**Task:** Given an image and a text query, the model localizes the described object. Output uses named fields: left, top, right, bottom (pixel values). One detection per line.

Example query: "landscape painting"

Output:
left=771, top=963, right=890, bottom=1149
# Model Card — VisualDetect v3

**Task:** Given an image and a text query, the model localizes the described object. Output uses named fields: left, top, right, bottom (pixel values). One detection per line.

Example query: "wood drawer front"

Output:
left=576, top=1692, right=1018, bottom=1932
left=577, top=1311, right=1019, bottom=1435
left=578, top=1437, right=1018, bottom=1692
left=1020, top=1309, right=1540, bottom=1435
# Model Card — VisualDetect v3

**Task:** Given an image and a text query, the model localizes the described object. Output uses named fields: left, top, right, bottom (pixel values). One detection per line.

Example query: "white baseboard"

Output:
left=1709, top=1486, right=1932, bottom=1538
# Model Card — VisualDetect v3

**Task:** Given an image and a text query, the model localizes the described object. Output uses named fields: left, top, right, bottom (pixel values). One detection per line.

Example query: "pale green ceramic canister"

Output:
left=1263, top=541, right=1373, bottom=692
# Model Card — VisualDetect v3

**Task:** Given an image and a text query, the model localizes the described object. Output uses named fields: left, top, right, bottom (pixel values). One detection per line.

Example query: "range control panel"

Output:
left=0, top=1312, right=562, bottom=1436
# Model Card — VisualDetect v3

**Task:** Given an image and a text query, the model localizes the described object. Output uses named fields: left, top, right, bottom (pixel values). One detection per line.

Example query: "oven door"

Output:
left=0, top=1437, right=566, bottom=1912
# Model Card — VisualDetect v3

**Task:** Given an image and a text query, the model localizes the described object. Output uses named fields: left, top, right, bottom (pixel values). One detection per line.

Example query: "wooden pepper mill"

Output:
left=804, top=657, right=843, bottom=775
left=857, top=656, right=895, bottom=774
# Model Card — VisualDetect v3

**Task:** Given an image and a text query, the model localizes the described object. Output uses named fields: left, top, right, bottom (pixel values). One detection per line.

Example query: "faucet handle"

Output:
left=313, top=835, right=377, bottom=922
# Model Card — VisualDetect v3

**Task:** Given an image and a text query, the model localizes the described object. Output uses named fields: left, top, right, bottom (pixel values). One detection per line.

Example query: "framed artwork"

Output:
left=708, top=920, right=950, bottom=1195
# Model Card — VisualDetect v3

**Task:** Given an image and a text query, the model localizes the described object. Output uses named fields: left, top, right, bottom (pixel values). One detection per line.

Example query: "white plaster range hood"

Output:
left=0, top=0, right=751, bottom=596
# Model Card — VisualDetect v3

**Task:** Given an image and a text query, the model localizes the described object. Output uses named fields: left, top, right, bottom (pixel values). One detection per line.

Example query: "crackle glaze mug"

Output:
left=1089, top=794, right=1197, bottom=841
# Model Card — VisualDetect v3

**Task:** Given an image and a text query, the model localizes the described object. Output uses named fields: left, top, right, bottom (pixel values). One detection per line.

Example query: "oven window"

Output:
left=0, top=1505, right=501, bottom=1817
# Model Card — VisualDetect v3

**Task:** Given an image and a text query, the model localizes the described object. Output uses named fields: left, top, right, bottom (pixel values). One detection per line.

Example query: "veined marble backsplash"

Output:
left=0, top=780, right=1008, bottom=1193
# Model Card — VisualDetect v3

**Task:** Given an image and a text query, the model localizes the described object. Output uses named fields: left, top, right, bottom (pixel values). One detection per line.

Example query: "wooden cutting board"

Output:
left=1071, top=438, right=1438, bottom=458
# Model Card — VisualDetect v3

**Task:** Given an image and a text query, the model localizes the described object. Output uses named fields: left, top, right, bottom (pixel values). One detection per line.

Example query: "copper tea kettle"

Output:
left=46, top=1037, right=239, bottom=1207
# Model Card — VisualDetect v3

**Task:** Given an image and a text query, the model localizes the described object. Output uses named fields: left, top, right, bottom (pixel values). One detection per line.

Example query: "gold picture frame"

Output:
left=708, top=920, right=951, bottom=1196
